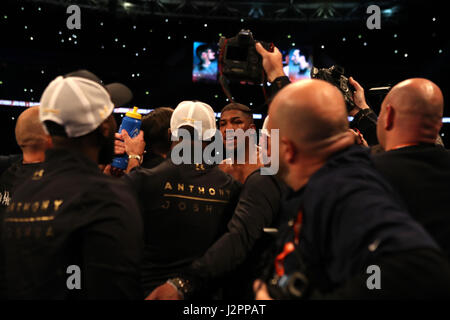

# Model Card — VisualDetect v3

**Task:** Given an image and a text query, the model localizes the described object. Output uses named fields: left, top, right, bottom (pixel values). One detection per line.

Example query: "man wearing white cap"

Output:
left=124, top=100, right=241, bottom=299
left=1, top=72, right=143, bottom=299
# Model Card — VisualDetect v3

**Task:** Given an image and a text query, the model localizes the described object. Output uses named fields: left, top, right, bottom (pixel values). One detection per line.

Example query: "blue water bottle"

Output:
left=111, top=107, right=142, bottom=170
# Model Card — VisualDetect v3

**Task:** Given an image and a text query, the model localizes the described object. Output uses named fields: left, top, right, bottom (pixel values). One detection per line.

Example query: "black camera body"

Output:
left=219, top=29, right=273, bottom=84
left=310, top=65, right=356, bottom=112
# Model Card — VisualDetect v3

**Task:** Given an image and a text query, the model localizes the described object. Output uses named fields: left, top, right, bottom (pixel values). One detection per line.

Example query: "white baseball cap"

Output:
left=170, top=101, right=217, bottom=140
left=39, top=76, right=115, bottom=138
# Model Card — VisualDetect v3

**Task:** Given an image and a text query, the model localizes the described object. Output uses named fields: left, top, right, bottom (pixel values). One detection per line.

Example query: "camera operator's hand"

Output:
left=122, top=129, right=145, bottom=157
left=145, top=283, right=182, bottom=300
left=349, top=129, right=369, bottom=147
left=255, top=42, right=286, bottom=82
left=349, top=77, right=370, bottom=116
left=253, top=279, right=274, bottom=300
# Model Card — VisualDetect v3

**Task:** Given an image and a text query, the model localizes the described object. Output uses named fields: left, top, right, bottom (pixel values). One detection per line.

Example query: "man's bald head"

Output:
left=268, top=79, right=349, bottom=151
left=378, top=78, right=444, bottom=149
left=15, top=106, right=49, bottom=152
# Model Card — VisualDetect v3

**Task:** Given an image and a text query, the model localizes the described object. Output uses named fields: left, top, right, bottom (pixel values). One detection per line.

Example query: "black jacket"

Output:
left=373, top=144, right=450, bottom=258
left=272, top=145, right=450, bottom=298
left=124, top=159, right=241, bottom=294
left=1, top=148, right=143, bottom=299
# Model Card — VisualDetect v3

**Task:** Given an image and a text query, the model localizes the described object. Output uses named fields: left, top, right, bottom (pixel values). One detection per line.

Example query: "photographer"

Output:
left=255, top=43, right=378, bottom=146
left=253, top=78, right=450, bottom=299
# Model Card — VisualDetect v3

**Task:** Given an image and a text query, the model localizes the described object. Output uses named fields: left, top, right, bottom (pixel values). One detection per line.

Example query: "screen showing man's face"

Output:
left=202, top=49, right=215, bottom=62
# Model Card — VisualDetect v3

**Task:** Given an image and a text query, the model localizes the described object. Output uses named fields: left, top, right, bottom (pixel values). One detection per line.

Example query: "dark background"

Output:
left=1, top=0, right=449, bottom=154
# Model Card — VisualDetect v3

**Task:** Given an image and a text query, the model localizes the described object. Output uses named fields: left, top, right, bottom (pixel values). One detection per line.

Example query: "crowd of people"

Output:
left=1, top=42, right=449, bottom=300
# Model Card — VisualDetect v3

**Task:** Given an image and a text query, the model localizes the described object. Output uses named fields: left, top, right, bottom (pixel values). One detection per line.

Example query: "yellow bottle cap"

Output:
left=125, top=107, right=142, bottom=120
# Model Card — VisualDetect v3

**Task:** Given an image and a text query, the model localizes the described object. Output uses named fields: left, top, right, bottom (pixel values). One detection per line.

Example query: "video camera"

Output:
left=218, top=30, right=273, bottom=102
left=310, top=65, right=357, bottom=113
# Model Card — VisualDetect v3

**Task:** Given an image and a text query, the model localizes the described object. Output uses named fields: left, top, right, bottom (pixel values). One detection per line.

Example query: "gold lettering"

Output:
left=15, top=227, right=22, bottom=239
left=53, top=200, right=63, bottom=211
left=164, top=182, right=173, bottom=190
left=209, top=188, right=216, bottom=196
left=46, top=226, right=54, bottom=237
left=24, top=227, right=32, bottom=237
left=205, top=205, right=213, bottom=213
left=34, top=227, right=42, bottom=239
left=218, top=189, right=224, bottom=196
left=161, top=200, right=170, bottom=209
left=16, top=202, right=23, bottom=212
left=225, top=190, right=231, bottom=198
left=23, top=203, right=31, bottom=212
left=41, top=200, right=50, bottom=211
left=31, top=202, right=40, bottom=213
left=32, top=169, right=44, bottom=180
left=193, top=203, right=199, bottom=213
left=7, top=202, right=15, bottom=212
left=198, top=187, right=205, bottom=195
left=189, top=185, right=194, bottom=193
left=178, top=202, right=187, bottom=211
left=177, top=183, right=184, bottom=192
left=195, top=164, right=205, bottom=171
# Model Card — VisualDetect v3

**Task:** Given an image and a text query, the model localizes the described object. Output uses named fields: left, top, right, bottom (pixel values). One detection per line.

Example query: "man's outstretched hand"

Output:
left=348, top=77, right=370, bottom=116
left=145, top=282, right=183, bottom=300
left=255, top=42, right=286, bottom=82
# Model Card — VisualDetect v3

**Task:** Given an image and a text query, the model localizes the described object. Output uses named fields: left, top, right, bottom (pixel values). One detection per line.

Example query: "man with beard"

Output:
left=254, top=79, right=450, bottom=299
left=218, top=103, right=263, bottom=184
left=1, top=73, right=143, bottom=299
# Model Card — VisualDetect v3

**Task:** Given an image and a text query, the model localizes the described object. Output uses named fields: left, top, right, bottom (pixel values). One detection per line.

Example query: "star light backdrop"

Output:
left=0, top=0, right=449, bottom=153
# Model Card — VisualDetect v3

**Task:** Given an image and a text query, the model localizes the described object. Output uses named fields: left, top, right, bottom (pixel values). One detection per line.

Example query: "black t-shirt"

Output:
left=188, top=169, right=285, bottom=273
left=0, top=160, right=42, bottom=211
left=124, top=159, right=241, bottom=294
left=1, top=148, right=143, bottom=299
left=0, top=159, right=43, bottom=299
left=373, top=144, right=450, bottom=257
left=187, top=168, right=288, bottom=298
